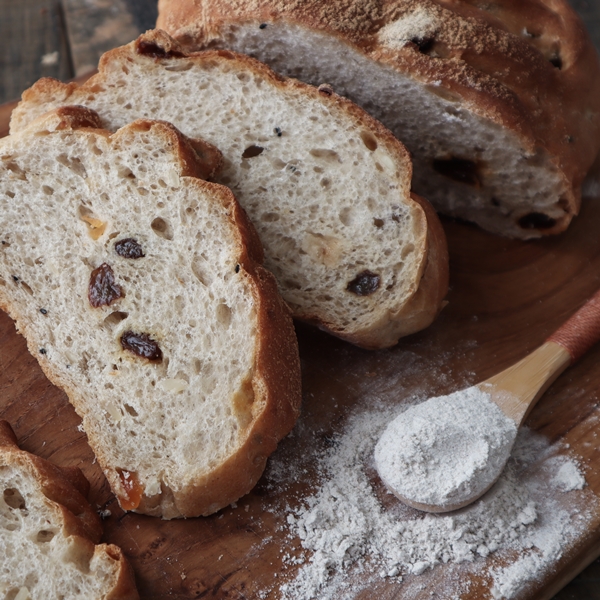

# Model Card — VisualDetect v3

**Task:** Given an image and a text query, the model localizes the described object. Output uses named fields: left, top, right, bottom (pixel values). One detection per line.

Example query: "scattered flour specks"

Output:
left=378, top=6, right=440, bottom=49
left=552, top=458, right=586, bottom=492
left=267, top=403, right=594, bottom=600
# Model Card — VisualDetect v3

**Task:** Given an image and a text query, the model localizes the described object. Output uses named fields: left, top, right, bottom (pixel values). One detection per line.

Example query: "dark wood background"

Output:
left=1, top=0, right=600, bottom=598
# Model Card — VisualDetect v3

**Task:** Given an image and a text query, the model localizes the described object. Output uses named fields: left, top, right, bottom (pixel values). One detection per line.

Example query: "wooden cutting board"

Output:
left=2, top=119, right=600, bottom=599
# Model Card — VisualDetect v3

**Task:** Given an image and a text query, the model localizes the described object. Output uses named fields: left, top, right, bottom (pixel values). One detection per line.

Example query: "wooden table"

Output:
left=1, top=1, right=600, bottom=598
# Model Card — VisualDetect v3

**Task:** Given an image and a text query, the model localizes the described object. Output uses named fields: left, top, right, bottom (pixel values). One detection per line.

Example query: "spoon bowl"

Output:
left=375, top=289, right=600, bottom=513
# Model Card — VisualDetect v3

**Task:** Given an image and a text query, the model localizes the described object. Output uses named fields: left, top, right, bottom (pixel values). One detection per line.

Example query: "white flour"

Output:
left=374, top=386, right=517, bottom=510
left=268, top=402, right=593, bottom=600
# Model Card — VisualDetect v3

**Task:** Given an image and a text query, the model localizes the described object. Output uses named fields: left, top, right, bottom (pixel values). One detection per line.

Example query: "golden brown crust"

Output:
left=124, top=118, right=224, bottom=181
left=157, top=0, right=600, bottom=236
left=0, top=421, right=139, bottom=599
left=0, top=420, right=102, bottom=542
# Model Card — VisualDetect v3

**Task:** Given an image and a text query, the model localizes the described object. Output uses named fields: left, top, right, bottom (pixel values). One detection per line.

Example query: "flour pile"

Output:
left=270, top=404, right=591, bottom=600
left=374, top=386, right=517, bottom=510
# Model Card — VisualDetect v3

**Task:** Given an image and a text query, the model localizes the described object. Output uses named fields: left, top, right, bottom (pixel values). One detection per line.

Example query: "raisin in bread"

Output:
left=156, top=0, right=600, bottom=239
left=0, top=420, right=138, bottom=599
left=0, top=107, right=301, bottom=518
left=9, top=30, right=449, bottom=350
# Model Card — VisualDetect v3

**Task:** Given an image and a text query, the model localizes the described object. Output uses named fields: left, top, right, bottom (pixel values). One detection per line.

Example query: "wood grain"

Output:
left=1, top=98, right=600, bottom=597
left=1, top=0, right=600, bottom=595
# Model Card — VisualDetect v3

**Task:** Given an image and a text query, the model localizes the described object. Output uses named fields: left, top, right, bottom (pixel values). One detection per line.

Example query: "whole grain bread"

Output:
left=10, top=30, right=449, bottom=349
left=0, top=420, right=138, bottom=599
left=0, top=107, right=301, bottom=518
left=156, top=0, right=600, bottom=239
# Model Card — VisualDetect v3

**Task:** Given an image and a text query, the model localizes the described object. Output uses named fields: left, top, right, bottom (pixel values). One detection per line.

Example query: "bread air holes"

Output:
left=5, top=161, right=27, bottom=181
left=360, top=132, right=378, bottom=152
left=191, top=254, right=212, bottom=286
left=309, top=148, right=341, bottom=163
left=432, top=157, right=481, bottom=187
left=151, top=217, right=174, bottom=240
left=3, top=488, right=26, bottom=510
left=36, top=529, right=56, bottom=543
left=339, top=207, right=354, bottom=226
left=261, top=211, right=280, bottom=222
left=103, top=311, right=129, bottom=331
left=216, top=303, right=232, bottom=328
left=57, top=154, right=87, bottom=179
left=124, top=404, right=139, bottom=417
left=117, top=166, right=136, bottom=180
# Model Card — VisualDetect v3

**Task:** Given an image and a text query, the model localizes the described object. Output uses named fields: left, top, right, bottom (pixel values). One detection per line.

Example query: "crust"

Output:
left=0, top=421, right=139, bottom=599
left=157, top=0, right=600, bottom=236
left=0, top=107, right=301, bottom=518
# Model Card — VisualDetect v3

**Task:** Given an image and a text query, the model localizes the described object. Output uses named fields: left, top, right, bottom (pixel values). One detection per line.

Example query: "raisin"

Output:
left=347, top=271, right=381, bottom=296
left=120, top=331, right=163, bottom=362
left=432, top=157, right=481, bottom=186
left=115, top=238, right=145, bottom=259
left=88, top=263, right=124, bottom=308
left=135, top=40, right=184, bottom=59
left=518, top=212, right=557, bottom=230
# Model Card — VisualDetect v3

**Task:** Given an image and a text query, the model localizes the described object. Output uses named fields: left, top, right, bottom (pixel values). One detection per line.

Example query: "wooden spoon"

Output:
left=375, top=288, right=600, bottom=513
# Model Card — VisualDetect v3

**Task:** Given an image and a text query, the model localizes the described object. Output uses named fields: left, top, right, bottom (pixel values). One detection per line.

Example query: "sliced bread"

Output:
left=156, top=0, right=600, bottom=239
left=0, top=420, right=138, bottom=599
left=0, top=107, right=301, bottom=518
left=10, top=29, right=449, bottom=349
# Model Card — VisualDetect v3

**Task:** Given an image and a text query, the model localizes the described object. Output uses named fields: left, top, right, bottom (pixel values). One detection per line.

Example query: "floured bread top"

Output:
left=0, top=108, right=301, bottom=518
left=156, top=0, right=600, bottom=238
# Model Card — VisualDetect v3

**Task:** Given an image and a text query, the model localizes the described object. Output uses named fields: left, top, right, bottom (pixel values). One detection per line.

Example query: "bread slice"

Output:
left=0, top=420, right=138, bottom=599
left=10, top=30, right=449, bottom=349
left=0, top=107, right=301, bottom=518
left=156, top=0, right=600, bottom=239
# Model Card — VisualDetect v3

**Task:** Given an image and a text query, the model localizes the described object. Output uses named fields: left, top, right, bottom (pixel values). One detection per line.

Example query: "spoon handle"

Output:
left=547, top=288, right=600, bottom=363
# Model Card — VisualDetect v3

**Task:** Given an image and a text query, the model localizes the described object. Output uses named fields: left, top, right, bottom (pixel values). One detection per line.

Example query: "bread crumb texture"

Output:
left=0, top=110, right=300, bottom=518
left=11, top=30, right=448, bottom=347
left=0, top=421, right=138, bottom=599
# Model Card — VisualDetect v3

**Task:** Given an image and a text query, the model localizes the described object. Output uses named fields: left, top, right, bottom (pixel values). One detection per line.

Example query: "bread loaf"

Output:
left=0, top=107, right=301, bottom=518
left=156, top=0, right=600, bottom=239
left=0, top=420, right=138, bottom=599
left=10, top=30, right=449, bottom=349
